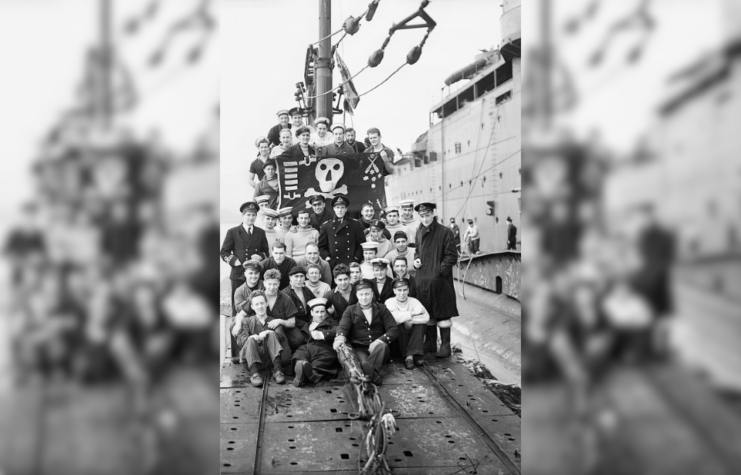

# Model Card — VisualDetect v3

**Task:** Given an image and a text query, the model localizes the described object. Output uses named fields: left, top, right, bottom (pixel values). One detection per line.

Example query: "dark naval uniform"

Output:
left=310, top=207, right=334, bottom=231
left=220, top=203, right=270, bottom=316
left=318, top=215, right=366, bottom=269
left=291, top=317, right=340, bottom=383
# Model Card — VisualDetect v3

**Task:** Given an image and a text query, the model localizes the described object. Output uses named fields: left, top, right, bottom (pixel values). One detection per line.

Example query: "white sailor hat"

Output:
left=370, top=257, right=390, bottom=268
left=399, top=199, right=415, bottom=208
left=255, top=195, right=270, bottom=204
left=360, top=242, right=380, bottom=251
left=307, top=297, right=329, bottom=310
left=314, top=117, right=330, bottom=126
left=263, top=208, right=280, bottom=218
left=384, top=206, right=400, bottom=215
left=276, top=109, right=290, bottom=117
left=331, top=123, right=345, bottom=132
left=277, top=207, right=293, bottom=217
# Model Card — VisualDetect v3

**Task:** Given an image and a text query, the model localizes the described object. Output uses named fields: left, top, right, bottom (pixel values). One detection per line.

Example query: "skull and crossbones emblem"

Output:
left=305, top=158, right=349, bottom=200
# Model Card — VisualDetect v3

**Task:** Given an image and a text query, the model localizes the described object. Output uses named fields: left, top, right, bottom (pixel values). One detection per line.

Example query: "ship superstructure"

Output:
left=386, top=0, right=521, bottom=253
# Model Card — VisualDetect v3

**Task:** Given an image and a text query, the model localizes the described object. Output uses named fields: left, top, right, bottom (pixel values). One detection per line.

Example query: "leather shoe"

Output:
left=250, top=373, right=264, bottom=387
left=404, top=357, right=415, bottom=370
left=274, top=370, right=286, bottom=384
left=413, top=355, right=425, bottom=366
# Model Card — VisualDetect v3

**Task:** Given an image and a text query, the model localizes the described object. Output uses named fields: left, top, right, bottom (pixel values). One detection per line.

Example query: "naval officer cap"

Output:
left=399, top=199, right=415, bottom=209
left=309, top=195, right=325, bottom=205
left=414, top=202, right=436, bottom=213
left=393, top=231, right=408, bottom=241
left=276, top=109, right=290, bottom=117
left=371, top=257, right=390, bottom=268
left=255, top=195, right=270, bottom=205
left=240, top=201, right=259, bottom=214
left=355, top=278, right=375, bottom=292
left=330, top=123, right=345, bottom=132
left=295, top=126, right=311, bottom=137
left=314, top=117, right=330, bottom=127
left=277, top=207, right=293, bottom=217
left=242, top=260, right=261, bottom=272
left=369, top=219, right=386, bottom=230
left=332, top=195, right=350, bottom=207
left=392, top=277, right=411, bottom=289
left=307, top=297, right=329, bottom=311
left=288, top=266, right=306, bottom=277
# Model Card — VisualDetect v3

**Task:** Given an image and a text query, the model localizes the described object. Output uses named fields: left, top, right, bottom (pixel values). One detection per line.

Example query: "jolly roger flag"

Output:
left=275, top=153, right=387, bottom=213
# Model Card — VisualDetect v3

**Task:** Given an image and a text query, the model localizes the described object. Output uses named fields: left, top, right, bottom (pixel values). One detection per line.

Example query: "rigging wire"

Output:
left=309, top=26, right=344, bottom=46
left=356, top=62, right=407, bottom=98
left=304, top=65, right=369, bottom=100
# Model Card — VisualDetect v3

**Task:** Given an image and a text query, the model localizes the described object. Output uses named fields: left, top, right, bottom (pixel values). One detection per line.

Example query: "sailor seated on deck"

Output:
left=384, top=277, right=430, bottom=370
left=333, top=279, right=398, bottom=385
left=234, top=290, right=290, bottom=387
left=291, top=298, right=340, bottom=387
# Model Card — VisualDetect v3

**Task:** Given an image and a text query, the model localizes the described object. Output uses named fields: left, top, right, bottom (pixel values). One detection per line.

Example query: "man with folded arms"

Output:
left=384, top=277, right=430, bottom=370
left=292, top=298, right=339, bottom=387
left=333, top=279, right=398, bottom=385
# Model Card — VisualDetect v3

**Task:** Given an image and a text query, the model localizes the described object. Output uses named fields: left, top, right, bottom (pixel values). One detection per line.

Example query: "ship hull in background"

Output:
left=386, top=44, right=521, bottom=254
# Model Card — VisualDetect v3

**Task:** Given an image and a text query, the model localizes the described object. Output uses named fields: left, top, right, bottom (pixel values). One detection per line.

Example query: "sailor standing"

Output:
left=399, top=199, right=420, bottom=244
left=317, top=196, right=366, bottom=269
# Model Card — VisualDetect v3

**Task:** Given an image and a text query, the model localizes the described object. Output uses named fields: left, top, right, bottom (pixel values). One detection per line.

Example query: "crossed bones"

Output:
left=304, top=184, right=349, bottom=201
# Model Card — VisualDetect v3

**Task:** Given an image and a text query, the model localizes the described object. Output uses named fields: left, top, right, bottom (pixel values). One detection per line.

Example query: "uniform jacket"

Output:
left=297, top=317, right=337, bottom=352
left=414, top=217, right=459, bottom=319
left=310, top=207, right=334, bottom=231
left=318, top=216, right=366, bottom=268
left=220, top=224, right=270, bottom=282
left=337, top=302, right=398, bottom=348
left=372, top=278, right=395, bottom=304
left=281, top=286, right=318, bottom=323
left=323, top=287, right=357, bottom=319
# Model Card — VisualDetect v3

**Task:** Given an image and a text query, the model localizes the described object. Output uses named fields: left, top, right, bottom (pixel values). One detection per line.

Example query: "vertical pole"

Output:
left=541, top=0, right=552, bottom=127
left=316, top=0, right=333, bottom=123
left=100, top=0, right=114, bottom=130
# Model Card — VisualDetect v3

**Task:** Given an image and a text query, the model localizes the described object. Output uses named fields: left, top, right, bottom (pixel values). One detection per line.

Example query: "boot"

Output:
left=424, top=326, right=438, bottom=354
left=436, top=327, right=451, bottom=358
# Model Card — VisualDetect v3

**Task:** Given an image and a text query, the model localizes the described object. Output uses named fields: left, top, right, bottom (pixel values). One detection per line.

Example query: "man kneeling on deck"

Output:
left=333, top=279, right=398, bottom=385
left=384, top=277, right=430, bottom=370
left=235, top=290, right=290, bottom=387
left=292, top=298, right=339, bottom=387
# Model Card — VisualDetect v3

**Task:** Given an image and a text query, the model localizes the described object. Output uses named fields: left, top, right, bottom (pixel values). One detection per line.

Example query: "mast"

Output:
left=316, top=0, right=333, bottom=123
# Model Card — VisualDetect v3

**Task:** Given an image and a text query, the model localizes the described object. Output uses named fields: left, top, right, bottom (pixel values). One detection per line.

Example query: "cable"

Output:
left=304, top=65, right=369, bottom=100
left=430, top=148, right=520, bottom=204
left=356, top=62, right=407, bottom=98
left=309, top=27, right=344, bottom=46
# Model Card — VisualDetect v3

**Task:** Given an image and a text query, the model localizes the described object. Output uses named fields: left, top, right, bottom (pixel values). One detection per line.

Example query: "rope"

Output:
left=304, top=65, right=369, bottom=100
left=356, top=62, right=407, bottom=98
left=309, top=27, right=344, bottom=46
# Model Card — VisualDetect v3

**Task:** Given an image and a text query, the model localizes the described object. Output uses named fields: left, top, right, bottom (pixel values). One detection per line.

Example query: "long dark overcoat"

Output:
left=414, top=217, right=459, bottom=320
left=292, top=318, right=340, bottom=378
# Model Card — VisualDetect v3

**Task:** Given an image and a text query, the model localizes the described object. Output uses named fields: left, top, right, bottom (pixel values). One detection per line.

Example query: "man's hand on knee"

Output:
left=368, top=339, right=386, bottom=354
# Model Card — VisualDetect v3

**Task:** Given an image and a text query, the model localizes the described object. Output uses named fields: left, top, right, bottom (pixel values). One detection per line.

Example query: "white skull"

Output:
left=315, top=158, right=345, bottom=193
